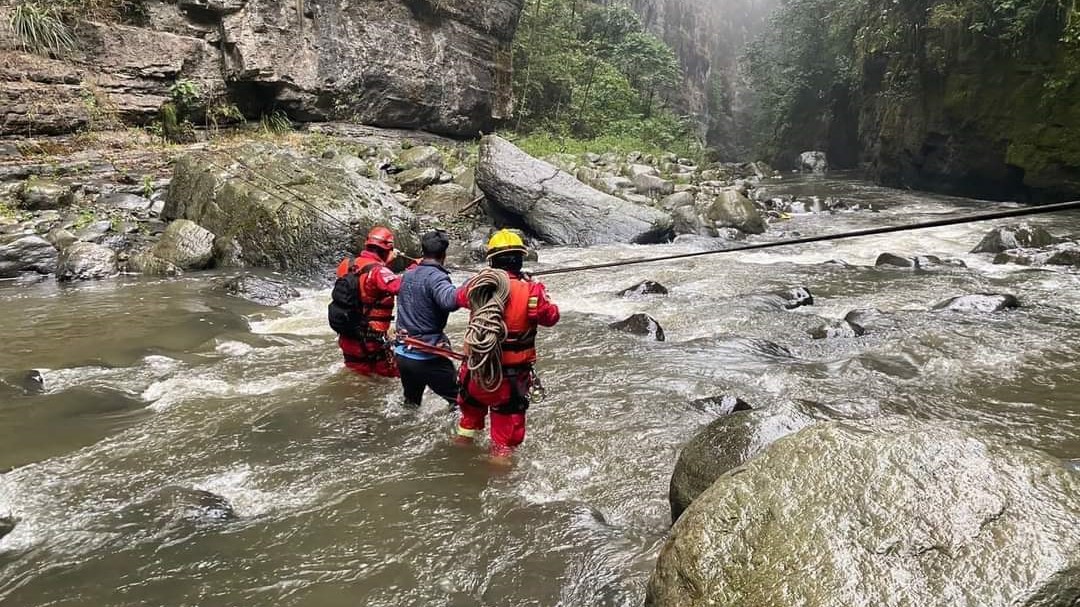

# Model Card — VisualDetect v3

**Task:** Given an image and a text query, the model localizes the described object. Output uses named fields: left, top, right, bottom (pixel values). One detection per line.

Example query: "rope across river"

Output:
left=195, top=147, right=1080, bottom=277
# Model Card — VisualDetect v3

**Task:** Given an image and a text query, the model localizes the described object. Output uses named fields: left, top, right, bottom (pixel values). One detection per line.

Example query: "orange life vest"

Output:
left=501, top=278, right=538, bottom=367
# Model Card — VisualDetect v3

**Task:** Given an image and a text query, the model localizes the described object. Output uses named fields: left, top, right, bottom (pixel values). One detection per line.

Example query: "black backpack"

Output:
left=328, top=260, right=376, bottom=339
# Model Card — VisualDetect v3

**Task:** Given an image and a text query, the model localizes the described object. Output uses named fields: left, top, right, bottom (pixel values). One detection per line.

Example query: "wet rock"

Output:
left=971, top=223, right=1060, bottom=254
left=687, top=395, right=753, bottom=416
left=0, top=234, right=58, bottom=277
left=745, top=286, right=814, bottom=310
left=20, top=370, right=45, bottom=394
left=875, top=252, right=919, bottom=268
left=810, top=320, right=866, bottom=339
left=56, top=242, right=118, bottom=281
left=98, top=192, right=152, bottom=213
left=669, top=406, right=816, bottom=522
left=649, top=418, right=1080, bottom=607
left=126, top=251, right=182, bottom=276
left=797, top=150, right=828, bottom=174
left=415, top=183, right=473, bottom=216
left=17, top=179, right=75, bottom=210
left=933, top=293, right=1019, bottom=313
left=1002, top=242, right=1080, bottom=267
left=165, top=144, right=416, bottom=270
left=220, top=274, right=301, bottom=306
left=477, top=136, right=673, bottom=246
left=152, top=219, right=215, bottom=270
left=397, top=146, right=444, bottom=170
left=617, top=281, right=669, bottom=297
left=844, top=308, right=899, bottom=333
left=703, top=189, right=766, bottom=235
left=177, top=489, right=236, bottom=523
left=0, top=517, right=15, bottom=541
left=609, top=314, right=666, bottom=341
left=395, top=167, right=442, bottom=194
left=74, top=220, right=113, bottom=243
left=633, top=173, right=675, bottom=197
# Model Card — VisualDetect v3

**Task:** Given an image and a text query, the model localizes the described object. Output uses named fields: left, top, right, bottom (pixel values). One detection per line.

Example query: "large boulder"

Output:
left=56, top=242, right=118, bottom=281
left=972, top=223, right=1061, bottom=254
left=798, top=150, right=828, bottom=174
left=0, top=234, right=58, bottom=277
left=649, top=418, right=1080, bottom=607
left=669, top=406, right=817, bottom=522
left=151, top=220, right=216, bottom=270
left=397, top=146, right=444, bottom=170
left=476, top=136, right=673, bottom=246
left=702, top=189, right=766, bottom=235
left=395, top=167, right=442, bottom=194
left=994, top=242, right=1080, bottom=267
left=164, top=144, right=417, bottom=271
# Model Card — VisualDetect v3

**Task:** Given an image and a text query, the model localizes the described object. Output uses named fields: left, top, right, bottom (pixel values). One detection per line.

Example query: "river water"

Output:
left=1, top=176, right=1078, bottom=606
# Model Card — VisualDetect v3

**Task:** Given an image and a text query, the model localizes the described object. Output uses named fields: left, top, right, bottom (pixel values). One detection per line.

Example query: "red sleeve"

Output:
left=371, top=265, right=402, bottom=295
left=455, top=282, right=470, bottom=308
left=528, top=281, right=559, bottom=327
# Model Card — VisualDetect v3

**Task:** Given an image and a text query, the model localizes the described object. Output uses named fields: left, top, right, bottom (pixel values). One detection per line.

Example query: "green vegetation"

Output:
left=260, top=110, right=293, bottom=136
left=511, top=0, right=698, bottom=158
left=8, top=2, right=76, bottom=57
left=743, top=0, right=1080, bottom=161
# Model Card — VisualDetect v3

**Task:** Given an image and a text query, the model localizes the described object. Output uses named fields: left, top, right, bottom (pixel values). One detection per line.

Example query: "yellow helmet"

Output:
left=486, top=229, right=528, bottom=259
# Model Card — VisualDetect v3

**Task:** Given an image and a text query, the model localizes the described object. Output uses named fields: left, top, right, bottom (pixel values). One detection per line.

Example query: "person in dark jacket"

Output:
left=394, top=230, right=462, bottom=407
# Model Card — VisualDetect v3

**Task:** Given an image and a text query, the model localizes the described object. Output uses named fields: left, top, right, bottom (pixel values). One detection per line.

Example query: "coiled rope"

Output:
left=463, top=269, right=511, bottom=392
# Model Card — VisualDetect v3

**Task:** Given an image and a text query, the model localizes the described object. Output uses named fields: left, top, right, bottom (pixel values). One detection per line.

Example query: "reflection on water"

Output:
left=1, top=177, right=1078, bottom=606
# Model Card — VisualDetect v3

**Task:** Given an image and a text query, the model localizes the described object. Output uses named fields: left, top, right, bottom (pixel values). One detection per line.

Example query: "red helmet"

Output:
left=365, top=226, right=395, bottom=251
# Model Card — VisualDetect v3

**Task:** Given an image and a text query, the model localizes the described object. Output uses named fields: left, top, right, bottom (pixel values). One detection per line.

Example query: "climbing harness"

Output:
left=462, top=269, right=511, bottom=392
left=398, top=335, right=467, bottom=361
left=529, top=369, right=547, bottom=403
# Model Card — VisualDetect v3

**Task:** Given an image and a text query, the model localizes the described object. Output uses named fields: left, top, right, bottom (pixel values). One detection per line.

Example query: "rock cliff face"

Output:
left=0, top=0, right=524, bottom=137
left=630, top=0, right=774, bottom=156
left=757, top=0, right=1080, bottom=201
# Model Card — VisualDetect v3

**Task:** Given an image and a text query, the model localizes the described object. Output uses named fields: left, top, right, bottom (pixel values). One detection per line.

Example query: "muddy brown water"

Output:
left=1, top=176, right=1078, bottom=606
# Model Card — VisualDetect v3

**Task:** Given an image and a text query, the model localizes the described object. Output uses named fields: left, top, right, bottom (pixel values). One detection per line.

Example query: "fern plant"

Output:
left=8, top=2, right=77, bottom=57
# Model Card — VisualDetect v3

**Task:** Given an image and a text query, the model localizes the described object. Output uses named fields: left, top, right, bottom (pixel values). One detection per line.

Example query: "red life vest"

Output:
left=501, top=278, right=538, bottom=367
left=335, top=258, right=395, bottom=336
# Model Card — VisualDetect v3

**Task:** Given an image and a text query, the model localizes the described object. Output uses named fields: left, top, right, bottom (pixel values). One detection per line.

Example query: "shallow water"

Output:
left=1, top=176, right=1078, bottom=606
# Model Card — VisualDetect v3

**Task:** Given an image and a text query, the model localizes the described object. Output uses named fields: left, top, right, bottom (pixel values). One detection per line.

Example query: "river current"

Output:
left=1, top=176, right=1078, bottom=606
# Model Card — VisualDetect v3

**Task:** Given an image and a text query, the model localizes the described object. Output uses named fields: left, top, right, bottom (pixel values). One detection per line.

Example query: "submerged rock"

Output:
left=609, top=314, right=666, bottom=341
left=0, top=234, right=58, bottom=277
left=809, top=320, right=866, bottom=339
left=798, top=150, right=828, bottom=174
left=994, top=242, right=1080, bottom=267
left=0, top=517, right=15, bottom=541
left=687, top=395, right=753, bottom=416
left=933, top=293, right=1020, bottom=313
left=649, top=418, right=1080, bottom=607
left=476, top=136, right=673, bottom=246
left=743, top=286, right=814, bottom=310
left=617, top=281, right=669, bottom=297
left=20, top=370, right=44, bottom=394
left=844, top=308, right=899, bottom=333
left=174, top=488, right=237, bottom=524
left=669, top=406, right=816, bottom=522
left=220, top=275, right=301, bottom=307
left=56, top=242, right=117, bottom=281
left=972, top=223, right=1060, bottom=254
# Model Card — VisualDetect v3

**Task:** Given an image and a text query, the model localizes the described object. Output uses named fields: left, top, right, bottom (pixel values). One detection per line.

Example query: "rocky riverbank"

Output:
left=0, top=126, right=844, bottom=285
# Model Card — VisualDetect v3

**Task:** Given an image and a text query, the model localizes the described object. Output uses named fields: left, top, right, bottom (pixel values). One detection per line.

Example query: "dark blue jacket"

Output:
left=395, top=260, right=460, bottom=347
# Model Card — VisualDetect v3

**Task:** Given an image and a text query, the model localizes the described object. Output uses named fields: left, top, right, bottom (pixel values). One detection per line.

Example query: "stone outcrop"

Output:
left=971, top=224, right=1061, bottom=254
left=164, top=144, right=417, bottom=271
left=476, top=136, right=674, bottom=246
left=0, top=0, right=525, bottom=136
left=649, top=418, right=1080, bottom=607
left=0, top=234, right=58, bottom=277
left=218, top=274, right=300, bottom=306
left=56, top=241, right=118, bottom=281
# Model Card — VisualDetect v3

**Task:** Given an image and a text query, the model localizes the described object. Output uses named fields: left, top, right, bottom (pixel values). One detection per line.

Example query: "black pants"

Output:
left=396, top=355, right=459, bottom=407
